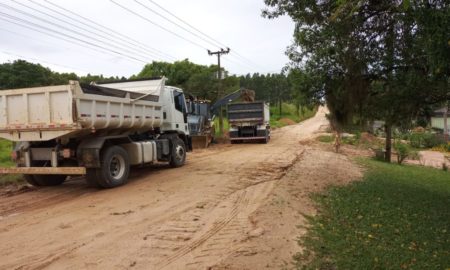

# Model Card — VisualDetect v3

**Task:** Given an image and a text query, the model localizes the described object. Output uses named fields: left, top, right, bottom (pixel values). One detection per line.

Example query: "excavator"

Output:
left=187, top=88, right=255, bottom=149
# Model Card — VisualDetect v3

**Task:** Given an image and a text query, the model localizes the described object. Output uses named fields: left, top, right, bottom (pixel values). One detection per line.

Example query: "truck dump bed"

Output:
left=227, top=101, right=269, bottom=125
left=0, top=80, right=163, bottom=142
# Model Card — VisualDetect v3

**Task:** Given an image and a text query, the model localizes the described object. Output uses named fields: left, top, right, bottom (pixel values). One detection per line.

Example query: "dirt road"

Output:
left=0, top=107, right=361, bottom=270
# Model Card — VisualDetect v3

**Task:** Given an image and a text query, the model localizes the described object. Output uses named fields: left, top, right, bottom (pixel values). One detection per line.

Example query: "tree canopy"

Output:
left=264, top=0, right=450, bottom=159
left=0, top=59, right=300, bottom=108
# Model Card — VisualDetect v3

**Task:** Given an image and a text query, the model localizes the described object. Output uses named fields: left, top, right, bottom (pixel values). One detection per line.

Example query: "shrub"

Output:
left=409, top=132, right=445, bottom=148
left=394, top=142, right=410, bottom=164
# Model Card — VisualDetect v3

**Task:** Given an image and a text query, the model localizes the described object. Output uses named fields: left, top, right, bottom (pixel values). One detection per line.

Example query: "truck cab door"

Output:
left=172, top=90, right=189, bottom=133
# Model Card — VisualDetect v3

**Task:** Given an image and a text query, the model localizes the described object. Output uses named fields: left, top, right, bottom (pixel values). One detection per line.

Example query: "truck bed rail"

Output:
left=0, top=167, right=86, bottom=175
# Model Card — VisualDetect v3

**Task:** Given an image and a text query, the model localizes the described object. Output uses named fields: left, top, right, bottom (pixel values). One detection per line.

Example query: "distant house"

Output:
left=431, top=107, right=449, bottom=135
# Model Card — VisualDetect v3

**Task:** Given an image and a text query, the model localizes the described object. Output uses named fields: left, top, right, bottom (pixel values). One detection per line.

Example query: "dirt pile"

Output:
left=279, top=118, right=297, bottom=126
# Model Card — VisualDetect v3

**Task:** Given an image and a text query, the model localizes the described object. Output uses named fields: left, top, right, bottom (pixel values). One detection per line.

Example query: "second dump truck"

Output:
left=0, top=78, right=191, bottom=188
left=227, top=101, right=270, bottom=143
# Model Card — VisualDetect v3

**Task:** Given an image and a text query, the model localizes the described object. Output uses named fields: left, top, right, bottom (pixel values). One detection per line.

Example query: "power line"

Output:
left=38, top=0, right=177, bottom=61
left=133, top=0, right=221, bottom=50
left=110, top=0, right=261, bottom=72
left=0, top=26, right=130, bottom=71
left=0, top=12, right=147, bottom=64
left=0, top=16, right=114, bottom=59
left=9, top=0, right=166, bottom=62
left=0, top=2, right=154, bottom=63
left=1, top=50, right=90, bottom=74
left=145, top=0, right=224, bottom=48
left=110, top=0, right=207, bottom=50
left=135, top=0, right=264, bottom=71
left=0, top=26, right=105, bottom=61
left=144, top=0, right=268, bottom=70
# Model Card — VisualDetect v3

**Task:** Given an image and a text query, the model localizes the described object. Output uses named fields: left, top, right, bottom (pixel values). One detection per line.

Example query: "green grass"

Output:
left=270, top=103, right=317, bottom=128
left=0, top=139, right=14, bottom=167
left=296, top=159, right=450, bottom=270
left=0, top=139, right=23, bottom=185
left=213, top=117, right=230, bottom=137
left=317, top=135, right=334, bottom=143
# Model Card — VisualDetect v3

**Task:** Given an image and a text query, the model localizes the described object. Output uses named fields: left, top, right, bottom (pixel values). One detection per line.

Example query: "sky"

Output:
left=0, top=0, right=295, bottom=77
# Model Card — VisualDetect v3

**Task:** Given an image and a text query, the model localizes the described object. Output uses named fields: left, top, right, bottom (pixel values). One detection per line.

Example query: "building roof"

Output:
left=434, top=107, right=448, bottom=117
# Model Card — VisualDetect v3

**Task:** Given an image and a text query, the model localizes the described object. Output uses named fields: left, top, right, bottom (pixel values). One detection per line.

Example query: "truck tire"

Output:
left=24, top=175, right=41, bottom=186
left=85, top=169, right=101, bottom=188
left=25, top=175, right=66, bottom=186
left=93, top=146, right=130, bottom=188
left=169, top=138, right=186, bottom=168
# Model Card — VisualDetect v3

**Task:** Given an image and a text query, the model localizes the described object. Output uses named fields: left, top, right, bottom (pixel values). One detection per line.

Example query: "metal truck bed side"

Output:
left=0, top=81, right=164, bottom=142
left=0, top=83, right=79, bottom=141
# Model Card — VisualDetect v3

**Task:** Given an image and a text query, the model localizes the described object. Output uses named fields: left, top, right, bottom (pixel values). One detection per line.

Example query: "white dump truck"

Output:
left=0, top=78, right=191, bottom=188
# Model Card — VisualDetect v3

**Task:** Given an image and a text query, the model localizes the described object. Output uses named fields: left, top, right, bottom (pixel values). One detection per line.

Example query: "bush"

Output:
left=409, top=132, right=445, bottom=149
left=394, top=142, right=410, bottom=164
left=342, top=136, right=358, bottom=145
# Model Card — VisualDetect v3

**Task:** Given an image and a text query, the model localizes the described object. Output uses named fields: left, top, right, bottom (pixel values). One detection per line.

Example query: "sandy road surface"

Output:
left=0, top=107, right=359, bottom=270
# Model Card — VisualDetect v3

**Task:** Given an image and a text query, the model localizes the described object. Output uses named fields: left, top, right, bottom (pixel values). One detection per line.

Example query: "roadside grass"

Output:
left=317, top=135, right=334, bottom=143
left=316, top=133, right=385, bottom=150
left=0, top=139, right=23, bottom=185
left=296, top=159, right=450, bottom=270
left=270, top=103, right=317, bottom=128
left=213, top=117, right=230, bottom=137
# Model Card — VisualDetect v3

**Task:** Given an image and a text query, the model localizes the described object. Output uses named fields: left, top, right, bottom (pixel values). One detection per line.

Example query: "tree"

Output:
left=264, top=0, right=449, bottom=158
left=0, top=60, right=65, bottom=89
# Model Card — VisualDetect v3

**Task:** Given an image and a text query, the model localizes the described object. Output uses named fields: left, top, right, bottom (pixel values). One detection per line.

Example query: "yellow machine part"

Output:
left=191, top=135, right=210, bottom=149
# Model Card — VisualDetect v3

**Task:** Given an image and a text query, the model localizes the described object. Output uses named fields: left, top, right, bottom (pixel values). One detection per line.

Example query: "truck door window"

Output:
left=174, top=91, right=188, bottom=123
left=173, top=91, right=186, bottom=114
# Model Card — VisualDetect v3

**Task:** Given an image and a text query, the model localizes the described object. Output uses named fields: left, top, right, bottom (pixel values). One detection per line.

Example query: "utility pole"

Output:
left=208, top=47, right=230, bottom=136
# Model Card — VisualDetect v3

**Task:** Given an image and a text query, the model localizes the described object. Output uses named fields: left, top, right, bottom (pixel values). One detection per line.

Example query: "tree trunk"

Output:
left=334, top=130, right=341, bottom=153
left=444, top=103, right=448, bottom=141
left=279, top=99, right=282, bottom=116
left=385, top=124, right=392, bottom=162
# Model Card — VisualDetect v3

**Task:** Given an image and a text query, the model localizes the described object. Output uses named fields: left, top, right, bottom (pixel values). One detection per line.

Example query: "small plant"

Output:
left=317, top=135, right=334, bottom=143
left=394, top=142, right=410, bottom=164
left=443, top=163, right=448, bottom=171
left=432, top=142, right=450, bottom=153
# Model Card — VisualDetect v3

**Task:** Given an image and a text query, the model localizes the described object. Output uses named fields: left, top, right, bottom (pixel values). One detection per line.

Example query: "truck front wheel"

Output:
left=86, top=146, right=130, bottom=188
left=170, top=138, right=186, bottom=168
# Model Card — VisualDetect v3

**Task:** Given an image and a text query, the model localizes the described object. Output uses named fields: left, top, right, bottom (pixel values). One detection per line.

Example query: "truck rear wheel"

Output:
left=25, top=175, right=66, bottom=186
left=170, top=138, right=186, bottom=168
left=24, top=175, right=41, bottom=186
left=88, top=146, right=130, bottom=188
left=85, top=169, right=101, bottom=188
